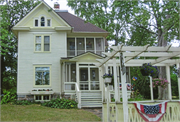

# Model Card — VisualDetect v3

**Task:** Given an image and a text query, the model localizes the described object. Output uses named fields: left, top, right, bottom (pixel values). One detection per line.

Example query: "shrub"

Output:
left=41, top=98, right=77, bottom=109
left=13, top=100, right=33, bottom=105
left=1, top=89, right=16, bottom=104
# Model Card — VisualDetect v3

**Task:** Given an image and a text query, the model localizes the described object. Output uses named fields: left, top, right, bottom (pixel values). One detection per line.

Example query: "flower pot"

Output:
left=104, top=78, right=112, bottom=83
left=140, top=69, right=149, bottom=76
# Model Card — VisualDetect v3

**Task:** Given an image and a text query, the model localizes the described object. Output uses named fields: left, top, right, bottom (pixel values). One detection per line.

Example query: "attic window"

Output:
left=35, top=20, right=38, bottom=26
left=47, top=19, right=51, bottom=26
left=41, top=17, right=45, bottom=26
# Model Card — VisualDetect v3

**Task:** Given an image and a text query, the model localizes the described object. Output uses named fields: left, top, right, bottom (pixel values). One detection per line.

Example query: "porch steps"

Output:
left=80, top=91, right=102, bottom=108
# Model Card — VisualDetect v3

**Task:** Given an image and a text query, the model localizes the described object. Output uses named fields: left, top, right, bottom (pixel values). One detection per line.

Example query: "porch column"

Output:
left=113, top=58, right=119, bottom=102
left=176, top=63, right=180, bottom=100
left=62, top=62, right=66, bottom=93
left=166, top=65, right=172, bottom=100
left=76, top=62, right=79, bottom=88
left=105, top=63, right=108, bottom=101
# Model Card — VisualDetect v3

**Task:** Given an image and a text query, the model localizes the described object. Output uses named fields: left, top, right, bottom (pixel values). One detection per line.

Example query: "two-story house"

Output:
left=12, top=1, right=108, bottom=107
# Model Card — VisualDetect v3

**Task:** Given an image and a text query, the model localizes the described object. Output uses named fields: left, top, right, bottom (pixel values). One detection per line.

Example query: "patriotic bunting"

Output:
left=134, top=101, right=168, bottom=122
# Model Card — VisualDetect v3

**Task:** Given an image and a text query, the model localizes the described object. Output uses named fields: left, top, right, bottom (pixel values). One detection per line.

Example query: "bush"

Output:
left=41, top=98, right=77, bottom=109
left=13, top=100, right=33, bottom=105
left=1, top=89, right=16, bottom=104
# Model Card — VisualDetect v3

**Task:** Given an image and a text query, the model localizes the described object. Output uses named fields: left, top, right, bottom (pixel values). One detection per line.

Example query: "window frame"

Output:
left=40, top=16, right=45, bottom=27
left=34, top=16, right=52, bottom=27
left=33, top=65, right=51, bottom=87
left=34, top=35, right=51, bottom=52
left=34, top=95, right=51, bottom=101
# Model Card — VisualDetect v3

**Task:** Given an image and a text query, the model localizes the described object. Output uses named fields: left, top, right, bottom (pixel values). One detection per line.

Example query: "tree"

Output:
left=0, top=0, right=40, bottom=91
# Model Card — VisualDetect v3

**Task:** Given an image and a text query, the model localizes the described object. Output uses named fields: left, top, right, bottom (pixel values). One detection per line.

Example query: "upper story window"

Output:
left=35, top=35, right=50, bottom=52
left=67, top=37, right=105, bottom=57
left=41, top=17, right=45, bottom=26
left=35, top=19, right=38, bottom=26
left=47, top=19, right=51, bottom=26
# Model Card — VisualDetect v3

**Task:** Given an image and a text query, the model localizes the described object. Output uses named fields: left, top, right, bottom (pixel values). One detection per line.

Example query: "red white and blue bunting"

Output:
left=134, top=101, right=168, bottom=122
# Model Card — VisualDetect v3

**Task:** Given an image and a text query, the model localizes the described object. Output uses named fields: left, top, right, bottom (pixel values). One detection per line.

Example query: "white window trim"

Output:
left=47, top=18, right=52, bottom=27
left=33, top=65, right=51, bottom=88
left=34, top=18, right=39, bottom=27
left=34, top=15, right=52, bottom=27
left=34, top=35, right=51, bottom=52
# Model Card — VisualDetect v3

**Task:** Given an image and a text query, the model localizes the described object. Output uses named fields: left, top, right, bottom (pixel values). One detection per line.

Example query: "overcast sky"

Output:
left=44, top=0, right=74, bottom=14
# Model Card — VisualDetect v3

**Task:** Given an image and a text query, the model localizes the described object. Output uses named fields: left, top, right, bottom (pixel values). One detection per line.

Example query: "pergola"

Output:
left=95, top=44, right=180, bottom=122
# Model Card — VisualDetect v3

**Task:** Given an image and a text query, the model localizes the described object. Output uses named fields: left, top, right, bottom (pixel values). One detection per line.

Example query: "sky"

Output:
left=44, top=0, right=74, bottom=14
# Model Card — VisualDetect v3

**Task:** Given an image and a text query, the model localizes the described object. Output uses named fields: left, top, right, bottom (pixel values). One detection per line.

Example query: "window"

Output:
left=35, top=36, right=41, bottom=51
left=67, top=38, right=75, bottom=56
left=35, top=35, right=50, bottom=52
left=35, top=95, right=50, bottom=101
left=47, top=19, right=51, bottom=26
left=44, top=36, right=50, bottom=51
left=35, top=67, right=50, bottom=86
left=35, top=20, right=38, bottom=26
left=86, top=38, right=94, bottom=52
left=77, top=38, right=85, bottom=55
left=41, top=17, right=45, bottom=26
left=43, top=95, right=49, bottom=100
left=36, top=95, right=42, bottom=100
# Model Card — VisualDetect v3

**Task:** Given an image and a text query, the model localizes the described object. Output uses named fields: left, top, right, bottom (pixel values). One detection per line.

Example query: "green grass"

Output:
left=1, top=104, right=101, bottom=122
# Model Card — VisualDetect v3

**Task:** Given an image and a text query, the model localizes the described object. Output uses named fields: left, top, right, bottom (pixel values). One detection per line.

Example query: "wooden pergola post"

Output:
left=176, top=63, right=180, bottom=100
left=113, top=58, right=119, bottom=102
left=166, top=65, right=172, bottom=100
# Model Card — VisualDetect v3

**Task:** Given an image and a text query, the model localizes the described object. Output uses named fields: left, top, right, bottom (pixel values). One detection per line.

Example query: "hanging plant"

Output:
left=102, top=73, right=113, bottom=83
left=140, top=63, right=158, bottom=77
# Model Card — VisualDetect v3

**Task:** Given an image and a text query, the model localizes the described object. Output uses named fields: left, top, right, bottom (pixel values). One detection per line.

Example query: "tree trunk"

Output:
left=157, top=15, right=170, bottom=100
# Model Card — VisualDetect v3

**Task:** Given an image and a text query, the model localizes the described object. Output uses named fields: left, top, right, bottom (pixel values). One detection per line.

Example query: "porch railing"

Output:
left=75, top=83, right=81, bottom=108
left=103, top=101, right=180, bottom=122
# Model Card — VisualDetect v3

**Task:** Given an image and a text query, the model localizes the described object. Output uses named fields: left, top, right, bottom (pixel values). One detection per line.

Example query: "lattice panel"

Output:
left=128, top=102, right=180, bottom=122
left=160, top=102, right=180, bottom=122
left=128, top=104, right=144, bottom=122
left=109, top=104, right=116, bottom=122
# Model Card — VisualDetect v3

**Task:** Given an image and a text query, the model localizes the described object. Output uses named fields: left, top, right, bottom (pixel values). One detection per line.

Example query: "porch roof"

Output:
left=61, top=51, right=104, bottom=62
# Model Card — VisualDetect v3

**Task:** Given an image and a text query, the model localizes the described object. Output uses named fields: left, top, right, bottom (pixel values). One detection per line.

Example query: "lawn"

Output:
left=1, top=104, right=101, bottom=122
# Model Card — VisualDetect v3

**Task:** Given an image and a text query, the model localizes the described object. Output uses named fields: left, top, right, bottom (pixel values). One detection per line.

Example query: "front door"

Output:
left=79, top=65, right=99, bottom=90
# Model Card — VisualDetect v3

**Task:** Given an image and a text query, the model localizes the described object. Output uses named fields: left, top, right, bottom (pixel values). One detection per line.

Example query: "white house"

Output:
left=12, top=1, right=109, bottom=107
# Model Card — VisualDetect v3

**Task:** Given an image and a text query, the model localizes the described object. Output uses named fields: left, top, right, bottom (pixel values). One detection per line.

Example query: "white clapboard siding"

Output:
left=17, top=31, right=66, bottom=94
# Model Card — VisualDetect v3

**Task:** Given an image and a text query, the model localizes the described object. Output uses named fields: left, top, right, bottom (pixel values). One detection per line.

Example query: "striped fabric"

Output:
left=134, top=101, right=168, bottom=122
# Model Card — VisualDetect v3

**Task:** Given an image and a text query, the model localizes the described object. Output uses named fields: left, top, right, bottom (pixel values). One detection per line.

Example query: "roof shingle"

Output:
left=56, top=12, right=108, bottom=33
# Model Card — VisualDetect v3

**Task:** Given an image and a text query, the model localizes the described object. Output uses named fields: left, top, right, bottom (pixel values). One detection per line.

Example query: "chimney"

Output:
left=54, top=2, right=60, bottom=10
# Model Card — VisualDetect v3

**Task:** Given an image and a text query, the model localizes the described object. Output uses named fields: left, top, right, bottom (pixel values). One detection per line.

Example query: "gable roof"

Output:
left=12, top=1, right=108, bottom=35
left=56, top=11, right=108, bottom=33
left=61, top=51, right=104, bottom=61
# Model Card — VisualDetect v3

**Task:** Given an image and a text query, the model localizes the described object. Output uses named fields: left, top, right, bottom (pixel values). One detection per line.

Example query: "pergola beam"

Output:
left=97, top=44, right=124, bottom=67
left=151, top=52, right=180, bottom=65
left=103, top=52, right=180, bottom=57
left=125, top=44, right=150, bottom=63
